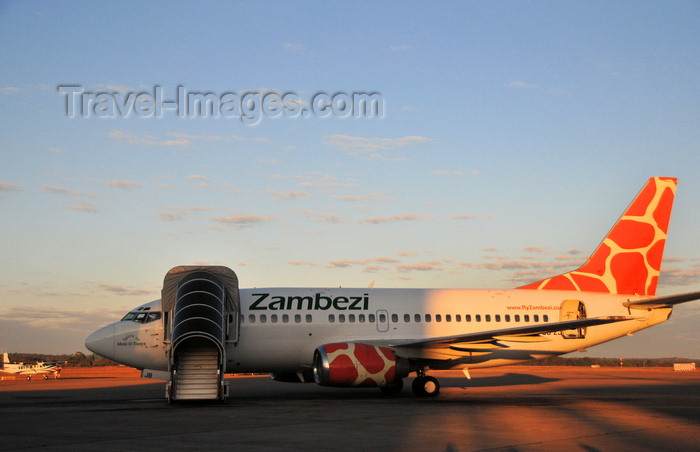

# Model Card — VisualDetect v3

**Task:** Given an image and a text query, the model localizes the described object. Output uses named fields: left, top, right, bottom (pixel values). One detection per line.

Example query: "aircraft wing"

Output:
left=388, top=316, right=634, bottom=350
left=623, top=290, right=700, bottom=309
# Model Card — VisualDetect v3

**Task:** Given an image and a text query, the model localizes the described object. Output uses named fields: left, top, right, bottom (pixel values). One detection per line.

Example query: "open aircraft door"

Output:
left=560, top=299, right=587, bottom=339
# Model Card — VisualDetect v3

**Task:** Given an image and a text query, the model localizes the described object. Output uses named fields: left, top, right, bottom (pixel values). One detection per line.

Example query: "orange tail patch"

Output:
left=518, top=177, right=677, bottom=295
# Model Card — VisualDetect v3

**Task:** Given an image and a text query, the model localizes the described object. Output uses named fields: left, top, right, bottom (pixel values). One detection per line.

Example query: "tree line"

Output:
left=5, top=353, right=698, bottom=368
left=517, top=356, right=699, bottom=367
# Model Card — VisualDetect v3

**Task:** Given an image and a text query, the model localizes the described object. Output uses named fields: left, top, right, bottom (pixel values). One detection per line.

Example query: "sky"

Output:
left=0, top=1, right=698, bottom=358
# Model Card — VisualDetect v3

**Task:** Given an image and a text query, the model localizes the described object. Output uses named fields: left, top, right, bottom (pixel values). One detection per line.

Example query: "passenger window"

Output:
left=495, top=315, right=501, bottom=322
left=524, top=315, right=530, bottom=322
left=391, top=314, right=398, bottom=323
left=446, top=314, right=452, bottom=322
left=379, top=313, right=386, bottom=323
left=294, top=314, right=301, bottom=323
left=543, top=315, right=549, bottom=322
left=466, top=314, right=472, bottom=322
left=339, top=314, right=346, bottom=323
left=475, top=315, right=481, bottom=322
left=260, top=314, right=267, bottom=323
left=414, top=314, right=421, bottom=322
left=271, top=314, right=278, bottom=323
left=359, top=314, right=365, bottom=323
left=283, top=314, right=289, bottom=323
left=425, top=314, right=431, bottom=322
left=306, top=314, right=312, bottom=323
left=329, top=314, right=335, bottom=323
left=456, top=314, right=461, bottom=322
left=435, top=314, right=442, bottom=322
left=248, top=314, right=256, bottom=323
left=534, top=315, right=539, bottom=322
left=505, top=315, right=510, bottom=322
left=404, top=314, right=410, bottom=322
left=515, top=315, right=520, bottom=322
left=485, top=315, right=491, bottom=322
left=349, top=314, right=355, bottom=323
left=369, top=314, right=376, bottom=323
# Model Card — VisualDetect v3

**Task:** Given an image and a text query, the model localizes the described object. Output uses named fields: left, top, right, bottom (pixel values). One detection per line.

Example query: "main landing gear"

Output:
left=411, top=370, right=440, bottom=397
left=379, top=370, right=440, bottom=397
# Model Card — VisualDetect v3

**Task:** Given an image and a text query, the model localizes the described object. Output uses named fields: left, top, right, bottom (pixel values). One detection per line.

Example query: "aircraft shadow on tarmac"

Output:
left=439, top=372, right=559, bottom=389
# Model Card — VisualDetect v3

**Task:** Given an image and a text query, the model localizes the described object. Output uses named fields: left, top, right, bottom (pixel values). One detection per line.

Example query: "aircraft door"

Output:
left=560, top=299, right=587, bottom=339
left=376, top=310, right=389, bottom=332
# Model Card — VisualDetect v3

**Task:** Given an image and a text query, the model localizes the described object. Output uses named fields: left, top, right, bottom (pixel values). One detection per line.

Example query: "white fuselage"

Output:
left=85, top=287, right=670, bottom=374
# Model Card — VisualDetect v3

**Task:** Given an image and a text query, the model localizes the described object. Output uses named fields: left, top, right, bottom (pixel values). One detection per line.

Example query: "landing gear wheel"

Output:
left=380, top=379, right=404, bottom=395
left=412, top=376, right=440, bottom=397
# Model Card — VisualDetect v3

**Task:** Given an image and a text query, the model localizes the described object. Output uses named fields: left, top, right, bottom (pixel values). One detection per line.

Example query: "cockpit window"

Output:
left=121, top=312, right=138, bottom=321
left=121, top=311, right=161, bottom=323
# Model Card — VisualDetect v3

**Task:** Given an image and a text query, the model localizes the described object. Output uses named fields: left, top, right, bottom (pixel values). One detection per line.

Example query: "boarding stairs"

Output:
left=172, top=345, right=220, bottom=400
left=163, top=267, right=240, bottom=403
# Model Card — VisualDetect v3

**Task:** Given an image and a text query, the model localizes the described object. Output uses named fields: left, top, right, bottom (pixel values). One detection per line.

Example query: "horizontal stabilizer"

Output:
left=623, top=290, right=700, bottom=309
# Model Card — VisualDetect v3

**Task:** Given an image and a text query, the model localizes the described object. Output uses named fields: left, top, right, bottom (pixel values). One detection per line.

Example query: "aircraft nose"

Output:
left=85, top=323, right=115, bottom=360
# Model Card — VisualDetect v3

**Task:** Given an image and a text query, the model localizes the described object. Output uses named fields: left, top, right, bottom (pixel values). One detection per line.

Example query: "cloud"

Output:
left=288, top=261, right=323, bottom=267
left=451, top=214, right=498, bottom=220
left=359, top=213, right=430, bottom=224
left=41, top=185, right=96, bottom=197
left=331, top=193, right=388, bottom=202
left=0, top=305, right=125, bottom=332
left=294, top=210, right=352, bottom=223
left=108, top=180, right=141, bottom=189
left=108, top=130, right=190, bottom=147
left=0, top=182, right=22, bottom=191
left=186, top=174, right=210, bottom=181
left=269, top=189, right=310, bottom=200
left=105, top=84, right=133, bottom=93
left=659, top=263, right=700, bottom=288
left=510, top=81, right=537, bottom=88
left=1, top=86, right=20, bottom=94
left=389, top=45, right=411, bottom=52
left=158, top=206, right=211, bottom=222
left=327, top=257, right=401, bottom=268
left=98, top=283, right=156, bottom=297
left=432, top=170, right=464, bottom=176
left=396, top=261, right=444, bottom=272
left=524, top=246, right=546, bottom=253
left=300, top=181, right=358, bottom=189
left=325, top=135, right=430, bottom=160
left=326, top=134, right=429, bottom=151
left=67, top=202, right=102, bottom=213
left=171, top=133, right=243, bottom=142
left=212, top=215, right=276, bottom=227
left=284, top=42, right=304, bottom=53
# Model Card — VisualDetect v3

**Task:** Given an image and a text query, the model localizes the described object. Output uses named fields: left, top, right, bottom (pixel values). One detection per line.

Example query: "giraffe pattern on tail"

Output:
left=518, top=177, right=677, bottom=296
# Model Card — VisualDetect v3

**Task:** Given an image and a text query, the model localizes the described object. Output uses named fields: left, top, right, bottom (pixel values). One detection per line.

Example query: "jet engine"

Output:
left=313, top=342, right=409, bottom=387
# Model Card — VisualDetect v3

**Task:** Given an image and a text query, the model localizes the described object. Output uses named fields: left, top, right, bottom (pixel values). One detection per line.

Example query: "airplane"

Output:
left=85, top=177, right=700, bottom=401
left=1, top=353, right=61, bottom=380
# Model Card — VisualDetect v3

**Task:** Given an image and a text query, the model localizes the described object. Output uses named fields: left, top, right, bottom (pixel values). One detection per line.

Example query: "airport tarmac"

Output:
left=1, top=366, right=699, bottom=451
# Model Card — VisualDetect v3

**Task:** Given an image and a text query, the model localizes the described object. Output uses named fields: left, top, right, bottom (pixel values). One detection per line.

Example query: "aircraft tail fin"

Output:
left=518, top=177, right=677, bottom=296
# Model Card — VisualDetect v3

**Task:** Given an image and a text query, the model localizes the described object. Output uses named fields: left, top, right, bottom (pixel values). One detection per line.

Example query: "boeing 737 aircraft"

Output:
left=86, top=177, right=700, bottom=401
left=0, top=353, right=61, bottom=380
